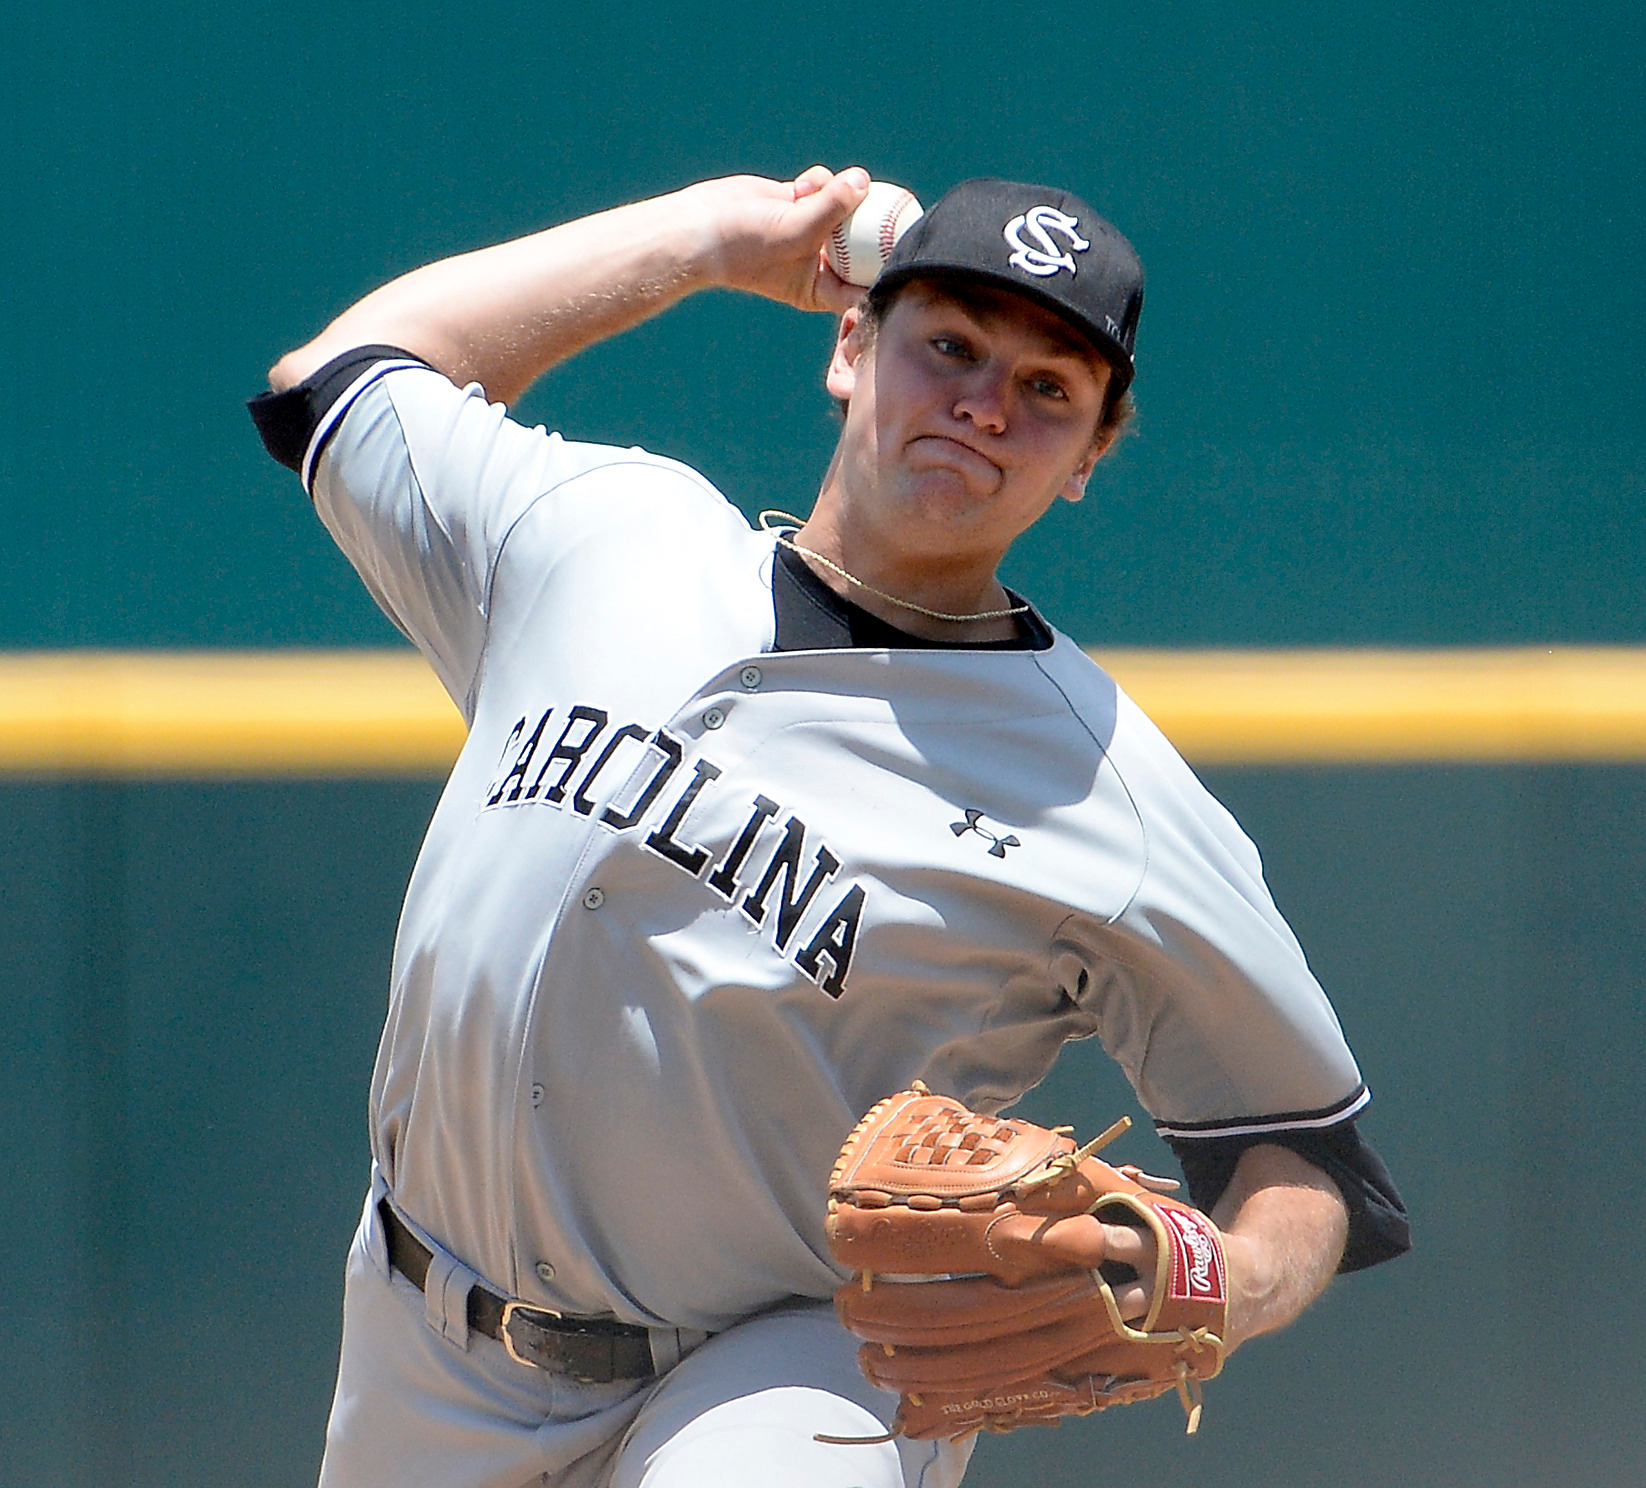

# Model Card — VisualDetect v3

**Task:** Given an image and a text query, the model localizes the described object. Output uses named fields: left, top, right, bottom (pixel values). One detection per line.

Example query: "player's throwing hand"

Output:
left=685, top=166, right=871, bottom=313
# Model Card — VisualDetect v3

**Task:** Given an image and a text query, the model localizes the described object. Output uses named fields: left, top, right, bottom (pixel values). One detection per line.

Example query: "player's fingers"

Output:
left=986, top=1211, right=1108, bottom=1271
left=811, top=256, right=866, bottom=314
left=1099, top=1223, right=1153, bottom=1270
left=857, top=1317, right=1097, bottom=1391
left=837, top=1271, right=1100, bottom=1345
left=792, top=163, right=835, bottom=198
left=1099, top=1224, right=1152, bottom=1264
left=1117, top=1164, right=1181, bottom=1193
left=787, top=166, right=870, bottom=233
left=1106, top=1278, right=1151, bottom=1321
left=858, top=1338, right=1041, bottom=1392
left=1097, top=1223, right=1158, bottom=1321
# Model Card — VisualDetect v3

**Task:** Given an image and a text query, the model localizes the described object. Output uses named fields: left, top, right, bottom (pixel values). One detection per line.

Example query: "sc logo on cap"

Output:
left=1003, top=207, right=1090, bottom=277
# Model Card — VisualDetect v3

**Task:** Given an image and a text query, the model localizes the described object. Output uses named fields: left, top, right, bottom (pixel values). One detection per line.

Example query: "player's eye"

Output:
left=931, top=335, right=973, bottom=360
left=1028, top=375, right=1069, bottom=401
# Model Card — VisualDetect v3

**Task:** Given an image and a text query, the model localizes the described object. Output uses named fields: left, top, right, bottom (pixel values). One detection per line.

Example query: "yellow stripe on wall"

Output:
left=0, top=651, right=462, bottom=777
left=0, top=647, right=1643, bottom=776
left=1093, top=647, right=1646, bottom=764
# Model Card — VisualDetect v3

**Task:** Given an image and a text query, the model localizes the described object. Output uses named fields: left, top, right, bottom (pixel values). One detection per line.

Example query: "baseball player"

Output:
left=250, top=167, right=1407, bottom=1488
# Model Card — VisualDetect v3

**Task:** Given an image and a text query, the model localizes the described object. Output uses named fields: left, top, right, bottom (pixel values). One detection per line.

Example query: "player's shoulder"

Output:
left=527, top=433, right=739, bottom=516
left=1034, top=638, right=1188, bottom=772
left=255, top=349, right=746, bottom=531
left=1029, top=633, right=1163, bottom=762
left=1034, top=636, right=1264, bottom=873
left=373, top=363, right=722, bottom=488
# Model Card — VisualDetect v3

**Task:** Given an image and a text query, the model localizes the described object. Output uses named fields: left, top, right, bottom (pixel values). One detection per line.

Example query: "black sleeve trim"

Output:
left=247, top=345, right=430, bottom=478
left=1163, top=1118, right=1410, bottom=1274
left=1154, top=1083, right=1370, bottom=1139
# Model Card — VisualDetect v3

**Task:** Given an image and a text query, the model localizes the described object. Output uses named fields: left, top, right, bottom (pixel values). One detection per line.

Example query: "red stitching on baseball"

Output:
left=831, top=221, right=851, bottom=277
left=880, top=190, right=913, bottom=257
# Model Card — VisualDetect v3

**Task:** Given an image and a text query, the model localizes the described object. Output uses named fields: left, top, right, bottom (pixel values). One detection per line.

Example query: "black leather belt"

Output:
left=379, top=1200, right=655, bottom=1384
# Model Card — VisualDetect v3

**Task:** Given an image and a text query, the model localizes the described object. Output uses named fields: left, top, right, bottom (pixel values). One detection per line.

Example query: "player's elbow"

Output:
left=266, top=348, right=302, bottom=391
left=267, top=347, right=314, bottom=395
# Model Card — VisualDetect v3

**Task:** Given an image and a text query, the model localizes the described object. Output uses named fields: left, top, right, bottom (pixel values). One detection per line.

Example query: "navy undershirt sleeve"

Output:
left=247, top=345, right=428, bottom=474
left=1164, top=1120, right=1410, bottom=1272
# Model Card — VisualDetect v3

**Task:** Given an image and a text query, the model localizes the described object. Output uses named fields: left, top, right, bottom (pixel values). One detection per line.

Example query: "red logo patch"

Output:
left=1162, top=1207, right=1226, bottom=1304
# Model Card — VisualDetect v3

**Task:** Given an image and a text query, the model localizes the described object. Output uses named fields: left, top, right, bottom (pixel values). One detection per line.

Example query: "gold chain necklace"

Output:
left=759, top=511, right=1029, bottom=624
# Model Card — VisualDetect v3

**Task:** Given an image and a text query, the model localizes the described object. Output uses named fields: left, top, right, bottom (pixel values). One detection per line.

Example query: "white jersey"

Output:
left=308, top=361, right=1367, bottom=1335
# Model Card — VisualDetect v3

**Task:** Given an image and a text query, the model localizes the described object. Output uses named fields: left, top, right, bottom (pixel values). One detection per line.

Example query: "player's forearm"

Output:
left=268, top=191, right=717, bottom=405
left=1212, top=1143, right=1349, bottom=1349
left=268, top=168, right=869, bottom=406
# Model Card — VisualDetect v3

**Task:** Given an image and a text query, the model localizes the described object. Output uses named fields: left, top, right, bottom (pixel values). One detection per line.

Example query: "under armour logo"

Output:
left=1003, top=207, right=1090, bottom=278
left=951, top=809, right=1021, bottom=858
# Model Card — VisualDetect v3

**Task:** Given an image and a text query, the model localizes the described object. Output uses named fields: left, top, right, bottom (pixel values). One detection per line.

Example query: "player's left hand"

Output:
left=834, top=1267, right=1197, bottom=1440
left=824, top=1088, right=1230, bottom=1440
left=829, top=1207, right=1167, bottom=1441
left=966, top=1206, right=1158, bottom=1320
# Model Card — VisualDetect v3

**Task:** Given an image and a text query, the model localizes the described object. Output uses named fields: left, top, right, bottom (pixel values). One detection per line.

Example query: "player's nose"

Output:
left=951, top=366, right=1011, bottom=433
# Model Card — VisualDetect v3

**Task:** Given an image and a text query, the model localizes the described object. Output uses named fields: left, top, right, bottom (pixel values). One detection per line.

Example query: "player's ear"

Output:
left=826, top=306, right=868, bottom=403
left=1059, top=429, right=1112, bottom=504
left=1059, top=359, right=1122, bottom=503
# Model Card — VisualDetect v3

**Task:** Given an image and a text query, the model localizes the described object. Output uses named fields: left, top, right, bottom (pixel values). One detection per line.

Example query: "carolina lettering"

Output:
left=740, top=818, right=840, bottom=952
left=707, top=795, right=780, bottom=899
left=531, top=706, right=608, bottom=802
left=602, top=729, right=683, bottom=831
left=478, top=698, right=866, bottom=994
left=483, top=714, right=527, bottom=805
left=488, top=710, right=551, bottom=806
left=572, top=724, right=649, bottom=816
left=796, top=885, right=864, bottom=998
left=643, top=755, right=723, bottom=873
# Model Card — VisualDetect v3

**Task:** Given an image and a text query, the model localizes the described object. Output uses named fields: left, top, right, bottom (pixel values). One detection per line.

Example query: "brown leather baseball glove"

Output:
left=821, top=1083, right=1228, bottom=1442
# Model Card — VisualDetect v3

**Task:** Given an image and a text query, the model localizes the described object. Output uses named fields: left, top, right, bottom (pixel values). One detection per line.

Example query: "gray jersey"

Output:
left=307, top=362, right=1366, bottom=1335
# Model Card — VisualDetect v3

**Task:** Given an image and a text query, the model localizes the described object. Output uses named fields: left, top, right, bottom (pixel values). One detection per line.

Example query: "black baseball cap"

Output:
left=872, top=178, right=1145, bottom=398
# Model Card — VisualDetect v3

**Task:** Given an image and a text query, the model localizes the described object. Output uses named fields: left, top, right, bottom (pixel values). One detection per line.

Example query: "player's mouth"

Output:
left=906, top=434, right=1001, bottom=486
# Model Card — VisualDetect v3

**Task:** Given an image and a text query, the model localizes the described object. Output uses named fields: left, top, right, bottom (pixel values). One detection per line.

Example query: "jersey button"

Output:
left=739, top=665, right=762, bottom=690
left=535, top=1260, right=557, bottom=1283
left=581, top=887, right=605, bottom=910
left=702, top=706, right=727, bottom=730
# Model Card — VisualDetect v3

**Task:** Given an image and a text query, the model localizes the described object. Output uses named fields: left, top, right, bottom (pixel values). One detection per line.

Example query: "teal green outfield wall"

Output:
left=7, top=6, right=1644, bottom=1483
left=3, top=768, right=1642, bottom=1487
left=5, top=1, right=1643, bottom=650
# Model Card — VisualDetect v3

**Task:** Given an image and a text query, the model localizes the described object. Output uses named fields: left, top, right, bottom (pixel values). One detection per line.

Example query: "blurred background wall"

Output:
left=3, top=3, right=1642, bottom=1484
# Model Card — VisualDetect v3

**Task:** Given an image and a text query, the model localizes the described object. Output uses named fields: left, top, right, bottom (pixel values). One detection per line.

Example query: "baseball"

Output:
left=826, top=181, right=924, bottom=287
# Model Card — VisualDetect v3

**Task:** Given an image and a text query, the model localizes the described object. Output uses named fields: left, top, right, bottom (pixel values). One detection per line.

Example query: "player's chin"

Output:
left=900, top=464, right=1005, bottom=515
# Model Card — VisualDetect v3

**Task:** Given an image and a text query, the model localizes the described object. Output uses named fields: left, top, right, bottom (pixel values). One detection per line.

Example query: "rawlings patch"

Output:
left=1162, top=1206, right=1226, bottom=1304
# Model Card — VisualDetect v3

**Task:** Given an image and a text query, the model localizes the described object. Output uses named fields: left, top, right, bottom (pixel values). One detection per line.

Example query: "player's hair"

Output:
left=837, top=275, right=1136, bottom=446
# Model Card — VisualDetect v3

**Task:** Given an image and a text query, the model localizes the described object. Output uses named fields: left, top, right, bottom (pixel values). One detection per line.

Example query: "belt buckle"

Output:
left=500, top=1298, right=565, bottom=1370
